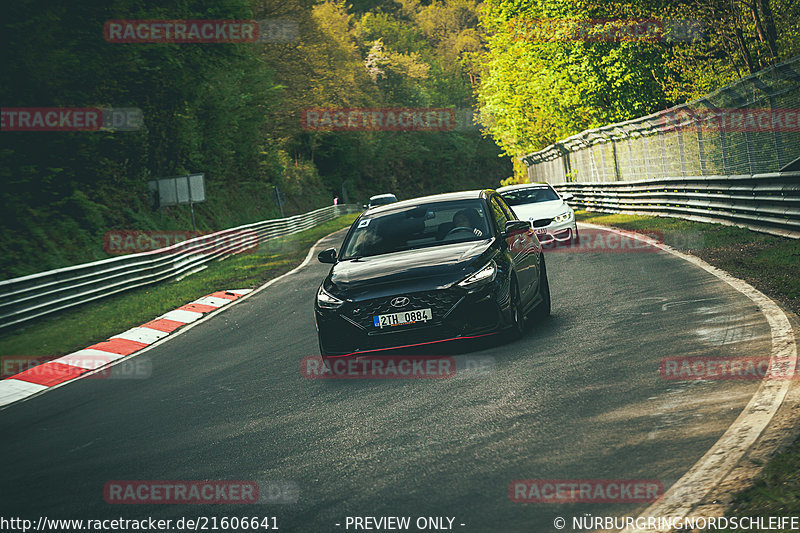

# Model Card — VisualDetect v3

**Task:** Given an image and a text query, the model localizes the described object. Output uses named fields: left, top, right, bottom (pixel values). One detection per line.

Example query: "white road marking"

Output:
left=193, top=296, right=232, bottom=307
left=110, top=327, right=169, bottom=344
left=577, top=222, right=797, bottom=532
left=0, top=379, right=48, bottom=406
left=159, top=309, right=204, bottom=323
left=55, top=351, right=127, bottom=369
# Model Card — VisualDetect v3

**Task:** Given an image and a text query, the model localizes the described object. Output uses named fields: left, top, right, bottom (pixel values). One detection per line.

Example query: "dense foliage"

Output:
left=1, top=0, right=509, bottom=278
left=477, top=0, right=800, bottom=172
left=3, top=0, right=796, bottom=278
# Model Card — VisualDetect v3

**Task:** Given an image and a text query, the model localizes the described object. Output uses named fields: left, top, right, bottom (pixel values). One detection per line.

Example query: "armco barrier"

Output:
left=553, top=172, right=800, bottom=239
left=0, top=204, right=358, bottom=330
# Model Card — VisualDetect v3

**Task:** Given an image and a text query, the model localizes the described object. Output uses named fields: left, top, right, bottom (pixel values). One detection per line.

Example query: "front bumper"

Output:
left=315, top=283, right=509, bottom=357
left=532, top=219, right=577, bottom=244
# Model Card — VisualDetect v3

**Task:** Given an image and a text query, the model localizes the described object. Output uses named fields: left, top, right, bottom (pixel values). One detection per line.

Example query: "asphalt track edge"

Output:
left=0, top=228, right=345, bottom=411
left=4, top=222, right=796, bottom=532
left=575, top=222, right=799, bottom=533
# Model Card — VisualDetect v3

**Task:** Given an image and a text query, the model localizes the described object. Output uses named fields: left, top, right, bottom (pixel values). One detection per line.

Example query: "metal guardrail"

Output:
left=0, top=204, right=358, bottom=330
left=553, top=172, right=800, bottom=239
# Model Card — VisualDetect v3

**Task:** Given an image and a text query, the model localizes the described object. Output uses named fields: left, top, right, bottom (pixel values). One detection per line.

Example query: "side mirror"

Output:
left=561, top=192, right=574, bottom=201
left=503, top=220, right=531, bottom=237
left=318, top=248, right=337, bottom=264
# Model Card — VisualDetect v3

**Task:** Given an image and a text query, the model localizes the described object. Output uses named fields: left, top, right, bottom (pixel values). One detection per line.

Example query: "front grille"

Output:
left=532, top=218, right=552, bottom=228
left=346, top=290, right=462, bottom=330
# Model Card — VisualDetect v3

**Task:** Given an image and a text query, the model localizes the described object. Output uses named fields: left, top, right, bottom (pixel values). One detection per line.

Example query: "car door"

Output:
left=491, top=194, right=539, bottom=302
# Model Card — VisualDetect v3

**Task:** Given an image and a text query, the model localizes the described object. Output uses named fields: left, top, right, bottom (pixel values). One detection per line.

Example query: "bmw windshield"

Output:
left=501, top=186, right=560, bottom=205
left=340, top=199, right=492, bottom=260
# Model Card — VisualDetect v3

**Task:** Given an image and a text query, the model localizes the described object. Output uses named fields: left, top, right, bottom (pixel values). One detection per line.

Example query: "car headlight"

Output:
left=458, top=260, right=497, bottom=288
left=317, top=285, right=344, bottom=309
left=553, top=211, right=573, bottom=223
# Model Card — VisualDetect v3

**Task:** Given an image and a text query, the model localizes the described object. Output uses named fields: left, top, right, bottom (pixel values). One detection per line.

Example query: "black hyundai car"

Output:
left=314, top=190, right=550, bottom=360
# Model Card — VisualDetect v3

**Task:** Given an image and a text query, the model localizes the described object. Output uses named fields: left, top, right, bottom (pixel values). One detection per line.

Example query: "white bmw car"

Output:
left=497, top=183, right=578, bottom=244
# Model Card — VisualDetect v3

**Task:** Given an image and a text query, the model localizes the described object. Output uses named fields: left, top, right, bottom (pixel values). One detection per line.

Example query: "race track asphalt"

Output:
left=0, top=226, right=773, bottom=532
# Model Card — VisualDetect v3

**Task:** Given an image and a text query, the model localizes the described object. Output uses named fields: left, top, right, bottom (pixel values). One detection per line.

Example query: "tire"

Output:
left=505, top=278, right=525, bottom=341
left=571, top=227, right=580, bottom=245
left=532, top=253, right=551, bottom=319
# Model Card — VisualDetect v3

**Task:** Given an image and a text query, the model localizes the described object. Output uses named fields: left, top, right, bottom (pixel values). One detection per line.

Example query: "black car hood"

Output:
left=329, top=239, right=495, bottom=298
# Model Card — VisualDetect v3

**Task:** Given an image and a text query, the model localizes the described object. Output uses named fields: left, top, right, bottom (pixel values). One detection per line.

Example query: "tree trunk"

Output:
left=750, top=1, right=768, bottom=47
left=757, top=0, right=779, bottom=61
left=734, top=26, right=756, bottom=74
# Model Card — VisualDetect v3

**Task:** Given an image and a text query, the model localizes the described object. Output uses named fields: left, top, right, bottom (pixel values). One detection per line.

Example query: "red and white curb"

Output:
left=0, top=289, right=253, bottom=407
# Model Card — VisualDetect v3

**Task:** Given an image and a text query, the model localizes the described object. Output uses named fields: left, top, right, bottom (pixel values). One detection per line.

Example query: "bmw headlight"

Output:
left=317, top=285, right=344, bottom=309
left=553, top=211, right=573, bottom=223
left=458, top=260, right=497, bottom=289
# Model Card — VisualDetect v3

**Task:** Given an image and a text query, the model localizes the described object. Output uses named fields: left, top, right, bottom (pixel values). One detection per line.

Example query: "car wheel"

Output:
left=532, top=254, right=551, bottom=319
left=572, top=227, right=580, bottom=245
left=505, top=278, right=525, bottom=340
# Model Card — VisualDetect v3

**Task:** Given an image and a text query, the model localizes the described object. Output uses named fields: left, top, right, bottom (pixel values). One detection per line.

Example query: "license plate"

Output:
left=534, top=228, right=548, bottom=235
left=373, top=308, right=432, bottom=328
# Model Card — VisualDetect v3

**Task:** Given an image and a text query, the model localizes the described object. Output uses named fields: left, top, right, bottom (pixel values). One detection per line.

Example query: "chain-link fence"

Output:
left=521, top=55, right=800, bottom=183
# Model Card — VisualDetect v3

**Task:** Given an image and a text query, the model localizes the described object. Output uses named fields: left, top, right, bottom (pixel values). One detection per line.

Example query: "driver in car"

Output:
left=439, top=208, right=485, bottom=239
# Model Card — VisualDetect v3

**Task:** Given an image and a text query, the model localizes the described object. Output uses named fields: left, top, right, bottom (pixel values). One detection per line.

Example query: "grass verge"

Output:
left=0, top=213, right=358, bottom=362
left=575, top=210, right=800, bottom=522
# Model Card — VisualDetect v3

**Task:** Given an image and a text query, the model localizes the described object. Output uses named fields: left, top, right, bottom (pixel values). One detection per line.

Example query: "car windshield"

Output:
left=501, top=186, right=560, bottom=206
left=340, top=199, right=491, bottom=260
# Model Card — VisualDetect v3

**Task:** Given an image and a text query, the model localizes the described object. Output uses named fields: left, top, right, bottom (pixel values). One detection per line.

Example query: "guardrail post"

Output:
left=658, top=129, right=669, bottom=178
left=745, top=129, right=755, bottom=175
left=641, top=134, right=651, bottom=179
left=769, top=94, right=786, bottom=168
left=677, top=123, right=688, bottom=177
left=626, top=134, right=636, bottom=180
left=611, top=139, right=621, bottom=181
left=695, top=121, right=708, bottom=176
left=706, top=103, right=730, bottom=175
left=556, top=143, right=571, bottom=182
left=597, top=140, right=608, bottom=182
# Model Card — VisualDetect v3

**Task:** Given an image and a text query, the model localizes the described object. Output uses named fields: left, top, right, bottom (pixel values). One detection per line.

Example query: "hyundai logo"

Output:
left=391, top=296, right=410, bottom=308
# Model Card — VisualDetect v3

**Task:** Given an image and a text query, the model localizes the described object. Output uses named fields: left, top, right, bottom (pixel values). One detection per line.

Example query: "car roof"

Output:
left=496, top=182, right=551, bottom=193
left=364, top=189, right=492, bottom=214
left=369, top=193, right=397, bottom=200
